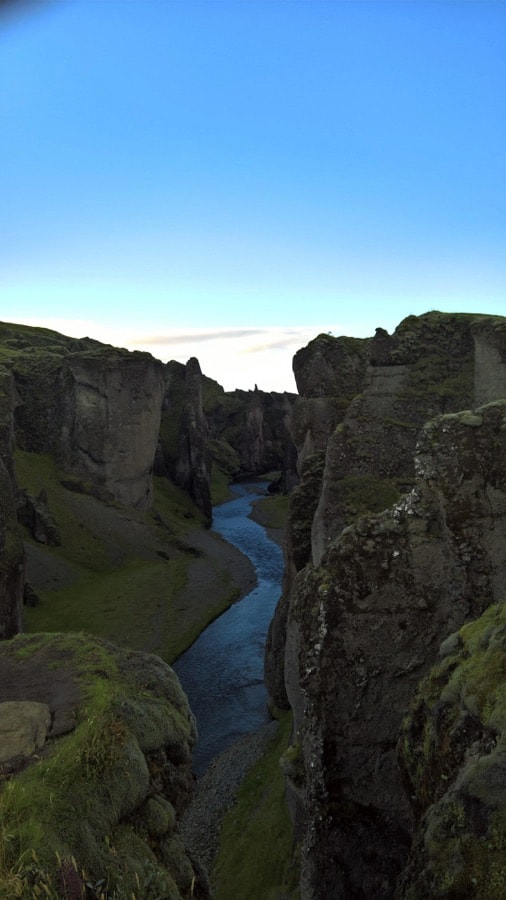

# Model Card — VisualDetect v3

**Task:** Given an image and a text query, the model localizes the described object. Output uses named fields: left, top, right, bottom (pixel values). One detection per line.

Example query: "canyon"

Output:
left=2, top=311, right=506, bottom=897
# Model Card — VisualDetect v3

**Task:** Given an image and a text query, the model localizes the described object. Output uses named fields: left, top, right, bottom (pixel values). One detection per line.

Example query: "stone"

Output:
left=0, top=700, right=51, bottom=763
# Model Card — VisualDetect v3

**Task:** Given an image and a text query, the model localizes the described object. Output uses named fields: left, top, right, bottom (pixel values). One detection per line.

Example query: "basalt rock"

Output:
left=0, top=365, right=24, bottom=639
left=265, top=312, right=506, bottom=898
left=1, top=322, right=165, bottom=510
left=397, top=600, right=506, bottom=899
left=16, top=489, right=62, bottom=546
left=203, top=379, right=297, bottom=487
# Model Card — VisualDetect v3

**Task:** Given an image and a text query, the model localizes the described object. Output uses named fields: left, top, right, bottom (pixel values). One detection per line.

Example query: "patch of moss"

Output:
left=340, top=474, right=402, bottom=518
left=212, top=712, right=300, bottom=900
left=0, top=632, right=197, bottom=899
left=250, top=493, right=290, bottom=530
left=399, top=602, right=506, bottom=897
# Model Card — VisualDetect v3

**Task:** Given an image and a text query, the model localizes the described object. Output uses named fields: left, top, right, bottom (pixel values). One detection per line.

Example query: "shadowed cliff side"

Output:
left=1, top=321, right=164, bottom=511
left=265, top=311, right=506, bottom=898
left=0, top=367, right=23, bottom=639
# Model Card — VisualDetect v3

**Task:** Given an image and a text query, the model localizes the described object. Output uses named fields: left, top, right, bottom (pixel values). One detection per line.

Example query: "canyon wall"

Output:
left=266, top=312, right=506, bottom=897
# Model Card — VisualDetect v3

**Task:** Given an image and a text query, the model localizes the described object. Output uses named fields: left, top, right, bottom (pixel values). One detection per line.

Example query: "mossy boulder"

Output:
left=0, top=632, right=210, bottom=899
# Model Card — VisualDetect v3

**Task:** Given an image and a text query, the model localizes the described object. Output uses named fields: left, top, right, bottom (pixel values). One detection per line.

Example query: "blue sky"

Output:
left=1, top=0, right=505, bottom=391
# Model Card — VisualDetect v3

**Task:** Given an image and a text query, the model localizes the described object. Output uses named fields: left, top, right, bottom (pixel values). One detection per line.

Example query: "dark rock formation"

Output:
left=203, top=378, right=297, bottom=487
left=1, top=322, right=165, bottom=510
left=0, top=366, right=24, bottom=639
left=397, top=601, right=506, bottom=899
left=265, top=312, right=506, bottom=897
left=16, top=490, right=62, bottom=546
left=175, top=358, right=212, bottom=522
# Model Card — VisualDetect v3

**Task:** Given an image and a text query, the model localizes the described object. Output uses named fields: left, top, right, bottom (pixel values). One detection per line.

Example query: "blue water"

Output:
left=173, top=483, right=283, bottom=777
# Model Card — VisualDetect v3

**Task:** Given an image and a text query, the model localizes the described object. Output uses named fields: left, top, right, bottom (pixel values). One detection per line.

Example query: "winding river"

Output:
left=173, top=482, right=283, bottom=777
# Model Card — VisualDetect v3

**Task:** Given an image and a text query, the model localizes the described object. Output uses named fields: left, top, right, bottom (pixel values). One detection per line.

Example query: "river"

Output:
left=173, top=482, right=283, bottom=777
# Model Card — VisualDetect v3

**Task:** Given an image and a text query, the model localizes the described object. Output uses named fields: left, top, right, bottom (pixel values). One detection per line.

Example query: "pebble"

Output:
left=180, top=720, right=278, bottom=871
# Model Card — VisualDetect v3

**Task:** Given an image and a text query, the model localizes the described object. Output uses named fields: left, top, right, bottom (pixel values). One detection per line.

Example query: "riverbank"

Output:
left=180, top=720, right=278, bottom=870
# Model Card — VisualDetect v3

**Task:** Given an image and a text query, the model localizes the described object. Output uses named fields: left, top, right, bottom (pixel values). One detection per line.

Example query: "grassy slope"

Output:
left=16, top=450, right=236, bottom=663
left=211, top=713, right=300, bottom=900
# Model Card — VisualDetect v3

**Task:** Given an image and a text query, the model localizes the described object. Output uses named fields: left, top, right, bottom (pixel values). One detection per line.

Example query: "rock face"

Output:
left=265, top=312, right=506, bottom=897
left=0, top=632, right=210, bottom=899
left=397, top=600, right=506, bottom=899
left=12, top=340, right=164, bottom=510
left=0, top=700, right=52, bottom=764
left=203, top=378, right=297, bottom=487
left=158, top=358, right=212, bottom=522
left=0, top=365, right=24, bottom=639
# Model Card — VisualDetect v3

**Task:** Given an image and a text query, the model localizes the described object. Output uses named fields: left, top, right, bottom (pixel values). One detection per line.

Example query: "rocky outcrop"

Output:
left=203, top=379, right=297, bottom=487
left=0, top=323, right=165, bottom=510
left=175, top=359, right=212, bottom=522
left=0, top=632, right=210, bottom=898
left=265, top=312, right=506, bottom=897
left=396, top=600, right=506, bottom=899
left=0, top=365, right=24, bottom=639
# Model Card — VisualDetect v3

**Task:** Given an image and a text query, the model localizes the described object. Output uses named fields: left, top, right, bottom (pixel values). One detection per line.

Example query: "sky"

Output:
left=1, top=0, right=505, bottom=392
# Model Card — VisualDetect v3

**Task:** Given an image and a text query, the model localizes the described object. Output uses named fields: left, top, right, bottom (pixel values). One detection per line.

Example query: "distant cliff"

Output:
left=265, top=311, right=506, bottom=897
left=0, top=319, right=295, bottom=643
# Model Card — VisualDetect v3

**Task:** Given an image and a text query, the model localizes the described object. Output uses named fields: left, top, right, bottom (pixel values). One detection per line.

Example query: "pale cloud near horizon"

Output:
left=1, top=317, right=355, bottom=392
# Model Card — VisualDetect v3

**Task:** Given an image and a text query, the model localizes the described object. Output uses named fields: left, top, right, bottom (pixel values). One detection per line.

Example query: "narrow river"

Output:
left=173, top=482, right=283, bottom=777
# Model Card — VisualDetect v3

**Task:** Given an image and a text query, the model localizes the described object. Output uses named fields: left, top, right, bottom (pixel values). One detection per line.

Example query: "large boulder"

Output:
left=0, top=632, right=210, bottom=898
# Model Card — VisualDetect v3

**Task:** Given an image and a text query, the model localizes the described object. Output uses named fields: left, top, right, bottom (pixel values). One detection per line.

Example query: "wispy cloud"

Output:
left=134, top=328, right=267, bottom=346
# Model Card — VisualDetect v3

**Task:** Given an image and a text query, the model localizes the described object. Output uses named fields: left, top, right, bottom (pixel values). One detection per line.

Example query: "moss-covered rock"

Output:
left=397, top=601, right=506, bottom=898
left=0, top=632, right=210, bottom=899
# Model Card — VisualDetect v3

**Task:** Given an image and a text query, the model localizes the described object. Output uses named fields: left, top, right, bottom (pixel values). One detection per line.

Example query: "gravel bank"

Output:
left=180, top=720, right=278, bottom=872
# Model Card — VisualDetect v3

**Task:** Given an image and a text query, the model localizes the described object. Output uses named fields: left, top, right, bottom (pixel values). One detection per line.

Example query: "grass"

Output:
left=211, top=712, right=300, bottom=900
left=0, top=632, right=193, bottom=898
left=15, top=449, right=240, bottom=663
left=250, top=492, right=290, bottom=531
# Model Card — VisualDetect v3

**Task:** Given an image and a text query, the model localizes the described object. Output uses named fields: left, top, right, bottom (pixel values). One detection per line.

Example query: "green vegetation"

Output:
left=16, top=449, right=234, bottom=663
left=399, top=602, right=506, bottom=898
left=209, top=437, right=241, bottom=504
left=340, top=474, right=401, bottom=519
left=0, top=632, right=194, bottom=899
left=211, top=713, right=300, bottom=900
left=250, top=492, right=290, bottom=531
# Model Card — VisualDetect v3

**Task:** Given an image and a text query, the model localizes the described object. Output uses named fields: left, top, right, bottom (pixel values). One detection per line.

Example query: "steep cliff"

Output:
left=2, top=322, right=165, bottom=511
left=0, top=632, right=210, bottom=898
left=0, top=367, right=24, bottom=639
left=203, top=378, right=297, bottom=491
left=158, top=358, right=212, bottom=522
left=265, top=312, right=506, bottom=897
left=397, top=600, right=506, bottom=899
